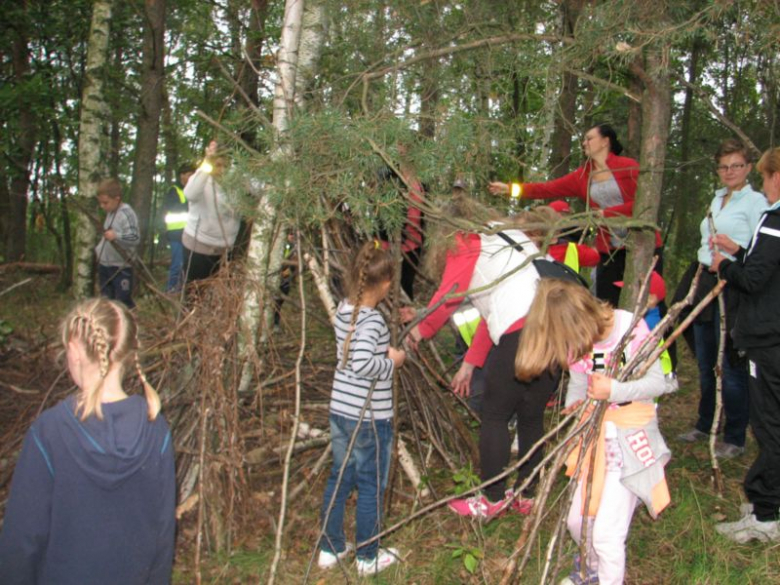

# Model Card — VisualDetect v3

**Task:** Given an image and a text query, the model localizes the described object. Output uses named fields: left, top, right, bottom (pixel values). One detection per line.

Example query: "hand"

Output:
left=711, top=234, right=740, bottom=255
left=587, top=372, right=612, bottom=401
left=405, top=325, right=422, bottom=352
left=104, top=229, right=117, bottom=241
left=488, top=181, right=509, bottom=196
left=205, top=140, right=218, bottom=158
left=450, top=362, right=475, bottom=397
left=388, top=346, right=406, bottom=369
left=561, top=399, right=583, bottom=416
left=399, top=306, right=417, bottom=324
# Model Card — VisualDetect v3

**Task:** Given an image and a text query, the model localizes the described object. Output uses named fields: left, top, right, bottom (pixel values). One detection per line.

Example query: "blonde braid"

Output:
left=340, top=258, right=369, bottom=370
left=81, top=313, right=111, bottom=420
left=135, top=343, right=161, bottom=421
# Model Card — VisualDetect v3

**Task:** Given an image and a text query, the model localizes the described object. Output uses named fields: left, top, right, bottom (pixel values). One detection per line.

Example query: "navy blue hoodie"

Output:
left=0, top=395, right=175, bottom=584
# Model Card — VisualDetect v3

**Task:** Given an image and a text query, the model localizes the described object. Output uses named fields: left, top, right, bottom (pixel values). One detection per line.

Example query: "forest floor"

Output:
left=1, top=267, right=779, bottom=584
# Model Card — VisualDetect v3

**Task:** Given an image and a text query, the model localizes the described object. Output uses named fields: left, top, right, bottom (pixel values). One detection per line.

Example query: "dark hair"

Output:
left=178, top=164, right=196, bottom=177
left=595, top=124, right=624, bottom=156
left=97, top=178, right=122, bottom=200
left=714, top=138, right=752, bottom=164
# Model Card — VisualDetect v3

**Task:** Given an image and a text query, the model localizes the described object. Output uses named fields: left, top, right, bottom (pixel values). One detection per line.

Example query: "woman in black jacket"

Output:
left=711, top=147, right=780, bottom=544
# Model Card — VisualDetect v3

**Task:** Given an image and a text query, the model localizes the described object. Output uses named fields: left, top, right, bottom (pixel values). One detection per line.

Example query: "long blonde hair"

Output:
left=515, top=279, right=613, bottom=381
left=340, top=241, right=395, bottom=369
left=61, top=298, right=161, bottom=421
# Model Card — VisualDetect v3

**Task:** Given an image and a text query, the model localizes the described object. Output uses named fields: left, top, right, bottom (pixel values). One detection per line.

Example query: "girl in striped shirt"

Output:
left=318, top=241, right=405, bottom=576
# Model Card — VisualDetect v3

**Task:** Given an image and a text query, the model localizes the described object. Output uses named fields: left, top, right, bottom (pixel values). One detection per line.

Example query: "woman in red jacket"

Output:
left=489, top=124, right=662, bottom=306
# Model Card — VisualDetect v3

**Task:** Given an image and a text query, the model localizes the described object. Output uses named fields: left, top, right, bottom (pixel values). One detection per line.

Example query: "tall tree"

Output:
left=548, top=0, right=585, bottom=178
left=73, top=0, right=114, bottom=297
left=129, top=0, right=166, bottom=255
left=621, top=2, right=673, bottom=308
left=6, top=0, right=38, bottom=262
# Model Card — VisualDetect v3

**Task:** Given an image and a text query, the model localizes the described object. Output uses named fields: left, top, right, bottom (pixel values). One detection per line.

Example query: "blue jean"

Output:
left=320, top=414, right=393, bottom=561
left=693, top=306, right=750, bottom=446
left=98, top=265, right=135, bottom=309
left=166, top=239, right=184, bottom=292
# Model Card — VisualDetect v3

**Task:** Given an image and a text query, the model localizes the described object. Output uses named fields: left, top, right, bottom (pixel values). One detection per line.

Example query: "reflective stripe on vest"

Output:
left=564, top=242, right=579, bottom=273
left=659, top=345, right=673, bottom=376
left=452, top=306, right=481, bottom=347
left=165, top=186, right=188, bottom=230
left=164, top=211, right=188, bottom=230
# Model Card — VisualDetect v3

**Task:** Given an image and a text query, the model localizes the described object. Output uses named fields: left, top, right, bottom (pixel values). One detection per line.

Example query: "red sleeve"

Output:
left=520, top=167, right=588, bottom=202
left=417, top=233, right=480, bottom=339
left=549, top=242, right=600, bottom=267
left=402, top=182, right=425, bottom=252
left=548, top=243, right=566, bottom=263
left=577, top=244, right=601, bottom=267
left=464, top=320, right=492, bottom=368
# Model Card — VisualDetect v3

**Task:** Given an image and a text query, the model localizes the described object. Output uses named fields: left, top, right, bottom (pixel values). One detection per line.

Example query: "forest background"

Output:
left=1, top=0, right=780, bottom=583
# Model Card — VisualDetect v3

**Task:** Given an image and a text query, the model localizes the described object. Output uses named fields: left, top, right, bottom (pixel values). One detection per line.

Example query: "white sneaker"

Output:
left=317, top=542, right=354, bottom=569
left=356, top=547, right=399, bottom=576
left=716, top=513, right=780, bottom=543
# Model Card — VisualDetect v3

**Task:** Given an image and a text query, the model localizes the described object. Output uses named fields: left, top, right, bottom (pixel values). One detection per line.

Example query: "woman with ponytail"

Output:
left=0, top=298, right=175, bottom=584
left=489, top=123, right=662, bottom=306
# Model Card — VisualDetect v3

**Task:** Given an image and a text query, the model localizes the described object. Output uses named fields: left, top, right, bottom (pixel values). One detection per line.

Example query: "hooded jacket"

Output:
left=0, top=395, right=175, bottom=584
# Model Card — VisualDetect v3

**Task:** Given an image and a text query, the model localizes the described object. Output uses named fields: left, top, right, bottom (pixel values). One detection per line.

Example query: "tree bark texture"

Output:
left=622, top=45, right=672, bottom=309
left=7, top=0, right=38, bottom=262
left=73, top=0, right=114, bottom=298
left=239, top=0, right=306, bottom=394
left=129, top=0, right=166, bottom=256
left=548, top=0, right=585, bottom=179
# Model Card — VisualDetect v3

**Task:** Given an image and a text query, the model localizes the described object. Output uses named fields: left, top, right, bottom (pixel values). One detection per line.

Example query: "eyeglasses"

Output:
left=716, top=163, right=747, bottom=172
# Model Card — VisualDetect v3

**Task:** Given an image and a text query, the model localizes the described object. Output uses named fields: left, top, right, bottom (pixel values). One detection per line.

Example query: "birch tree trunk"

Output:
left=621, top=42, right=672, bottom=308
left=73, top=0, right=113, bottom=298
left=238, top=0, right=306, bottom=394
left=129, top=0, right=166, bottom=256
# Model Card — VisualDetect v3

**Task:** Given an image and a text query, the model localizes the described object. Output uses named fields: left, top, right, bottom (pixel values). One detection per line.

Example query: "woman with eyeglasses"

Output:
left=488, top=123, right=662, bottom=306
left=677, top=139, right=767, bottom=459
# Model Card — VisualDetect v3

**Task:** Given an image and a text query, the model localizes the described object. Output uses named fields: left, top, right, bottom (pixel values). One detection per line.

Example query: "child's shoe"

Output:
left=505, top=489, right=534, bottom=515
left=356, top=547, right=399, bottom=576
left=559, top=555, right=599, bottom=584
left=317, top=542, right=354, bottom=569
left=716, top=513, right=780, bottom=543
left=448, top=493, right=509, bottom=521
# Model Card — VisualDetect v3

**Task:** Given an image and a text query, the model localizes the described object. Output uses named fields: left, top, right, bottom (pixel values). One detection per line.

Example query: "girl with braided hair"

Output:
left=318, top=241, right=406, bottom=576
left=0, top=298, right=175, bottom=584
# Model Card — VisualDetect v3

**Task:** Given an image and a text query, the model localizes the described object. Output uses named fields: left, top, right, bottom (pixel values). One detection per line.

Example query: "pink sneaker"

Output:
left=509, top=494, right=534, bottom=516
left=447, top=494, right=509, bottom=520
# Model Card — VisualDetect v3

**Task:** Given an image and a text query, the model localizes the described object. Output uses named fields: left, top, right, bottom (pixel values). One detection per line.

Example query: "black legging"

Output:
left=481, top=329, right=560, bottom=502
left=596, top=247, right=664, bottom=307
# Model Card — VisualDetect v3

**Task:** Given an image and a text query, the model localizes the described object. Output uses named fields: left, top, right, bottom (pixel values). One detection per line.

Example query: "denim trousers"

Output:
left=98, top=265, right=135, bottom=309
left=693, top=306, right=750, bottom=446
left=320, top=413, right=393, bottom=561
left=166, top=239, right=184, bottom=292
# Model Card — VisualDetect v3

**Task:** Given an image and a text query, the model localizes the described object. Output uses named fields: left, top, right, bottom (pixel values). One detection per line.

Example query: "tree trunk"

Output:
left=73, top=0, right=114, bottom=298
left=238, top=0, right=305, bottom=395
left=626, top=54, right=644, bottom=160
left=669, top=37, right=704, bottom=260
left=621, top=46, right=672, bottom=309
left=238, top=0, right=269, bottom=148
left=129, top=0, right=166, bottom=257
left=294, top=0, right=327, bottom=108
left=7, top=0, right=38, bottom=262
left=548, top=0, right=584, bottom=178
